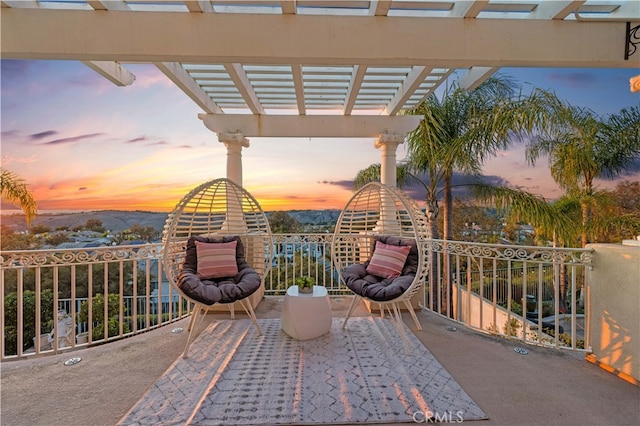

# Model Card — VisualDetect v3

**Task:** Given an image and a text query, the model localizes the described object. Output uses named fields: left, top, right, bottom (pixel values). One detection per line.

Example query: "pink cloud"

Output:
left=41, top=133, right=103, bottom=145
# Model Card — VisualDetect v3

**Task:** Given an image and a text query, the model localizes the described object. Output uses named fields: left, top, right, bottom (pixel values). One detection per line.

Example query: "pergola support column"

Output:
left=374, top=133, right=405, bottom=233
left=217, top=132, right=250, bottom=232
left=218, top=132, right=250, bottom=186
left=374, top=133, right=405, bottom=186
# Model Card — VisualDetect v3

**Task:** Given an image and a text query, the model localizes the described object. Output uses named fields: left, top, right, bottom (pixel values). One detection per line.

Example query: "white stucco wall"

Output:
left=586, top=243, right=640, bottom=384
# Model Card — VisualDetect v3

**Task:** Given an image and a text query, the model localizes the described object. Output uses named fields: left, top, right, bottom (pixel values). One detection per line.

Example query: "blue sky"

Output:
left=1, top=59, right=639, bottom=212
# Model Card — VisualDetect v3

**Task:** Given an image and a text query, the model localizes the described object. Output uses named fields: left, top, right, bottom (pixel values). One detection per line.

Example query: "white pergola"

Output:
left=2, top=0, right=639, bottom=184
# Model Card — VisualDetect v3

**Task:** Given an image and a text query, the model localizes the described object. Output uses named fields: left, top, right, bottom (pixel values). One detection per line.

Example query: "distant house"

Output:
left=56, top=241, right=110, bottom=249
left=71, top=230, right=105, bottom=241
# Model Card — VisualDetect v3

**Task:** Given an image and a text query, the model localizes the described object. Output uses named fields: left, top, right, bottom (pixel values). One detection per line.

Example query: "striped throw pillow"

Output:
left=195, top=240, right=238, bottom=279
left=366, top=241, right=411, bottom=279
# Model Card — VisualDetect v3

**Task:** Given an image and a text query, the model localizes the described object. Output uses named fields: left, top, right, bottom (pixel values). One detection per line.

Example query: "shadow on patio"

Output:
left=1, top=296, right=638, bottom=426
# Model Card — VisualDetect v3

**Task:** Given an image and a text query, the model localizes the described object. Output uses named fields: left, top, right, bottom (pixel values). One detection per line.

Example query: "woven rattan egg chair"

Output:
left=332, top=182, right=429, bottom=353
left=162, top=178, right=273, bottom=358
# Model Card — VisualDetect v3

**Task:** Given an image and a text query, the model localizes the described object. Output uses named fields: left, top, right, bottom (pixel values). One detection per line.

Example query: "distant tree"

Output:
left=449, top=199, right=501, bottom=243
left=587, top=183, right=640, bottom=243
left=0, top=225, right=39, bottom=251
left=0, top=168, right=38, bottom=227
left=113, top=223, right=159, bottom=243
left=610, top=180, right=640, bottom=214
left=29, top=224, right=51, bottom=235
left=129, top=224, right=159, bottom=241
left=269, top=211, right=302, bottom=233
left=84, top=218, right=106, bottom=233
left=44, top=232, right=70, bottom=247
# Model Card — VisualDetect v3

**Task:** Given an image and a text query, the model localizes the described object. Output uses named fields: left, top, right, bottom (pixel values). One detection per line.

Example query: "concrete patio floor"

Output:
left=1, top=296, right=638, bottom=426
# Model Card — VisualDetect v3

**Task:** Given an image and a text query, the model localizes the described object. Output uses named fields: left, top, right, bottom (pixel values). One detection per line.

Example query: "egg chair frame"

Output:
left=162, top=178, right=273, bottom=358
left=332, top=182, right=430, bottom=353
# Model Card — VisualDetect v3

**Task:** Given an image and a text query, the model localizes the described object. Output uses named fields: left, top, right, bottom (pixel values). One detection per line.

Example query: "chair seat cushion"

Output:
left=343, top=263, right=415, bottom=302
left=342, top=235, right=418, bottom=302
left=178, top=266, right=261, bottom=305
left=178, top=235, right=262, bottom=305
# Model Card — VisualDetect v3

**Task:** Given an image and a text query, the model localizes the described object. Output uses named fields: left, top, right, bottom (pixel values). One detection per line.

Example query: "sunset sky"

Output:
left=1, top=59, right=639, bottom=213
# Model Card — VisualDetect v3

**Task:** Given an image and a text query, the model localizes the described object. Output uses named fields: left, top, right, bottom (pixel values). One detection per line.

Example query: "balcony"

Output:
left=1, top=235, right=638, bottom=425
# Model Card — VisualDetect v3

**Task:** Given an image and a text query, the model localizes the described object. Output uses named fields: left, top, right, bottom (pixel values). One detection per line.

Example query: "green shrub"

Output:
left=503, top=318, right=521, bottom=337
left=509, top=300, right=523, bottom=316
left=3, top=289, right=55, bottom=355
left=92, top=318, right=129, bottom=340
left=546, top=329, right=585, bottom=350
left=541, top=301, right=555, bottom=317
left=79, top=294, right=129, bottom=341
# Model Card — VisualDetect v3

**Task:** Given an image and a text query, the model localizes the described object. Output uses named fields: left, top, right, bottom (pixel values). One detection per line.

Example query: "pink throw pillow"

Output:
left=366, top=241, right=411, bottom=279
left=195, top=240, right=238, bottom=279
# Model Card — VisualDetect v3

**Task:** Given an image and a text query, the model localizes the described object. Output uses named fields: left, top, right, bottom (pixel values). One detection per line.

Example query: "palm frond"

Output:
left=471, top=183, right=576, bottom=243
left=0, top=168, right=38, bottom=227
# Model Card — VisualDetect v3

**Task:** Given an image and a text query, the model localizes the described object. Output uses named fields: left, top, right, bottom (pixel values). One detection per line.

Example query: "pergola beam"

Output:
left=459, top=66, right=499, bottom=90
left=2, top=8, right=636, bottom=69
left=87, top=0, right=131, bottom=11
left=185, top=1, right=214, bottom=13
left=280, top=0, right=296, bottom=14
left=224, top=63, right=265, bottom=115
left=452, top=0, right=485, bottom=18
left=291, top=64, right=306, bottom=115
left=199, top=114, right=422, bottom=138
left=384, top=66, right=432, bottom=116
left=343, top=65, right=367, bottom=115
left=154, top=61, right=222, bottom=114
left=531, top=1, right=585, bottom=20
left=371, top=0, right=392, bottom=16
left=82, top=60, right=135, bottom=86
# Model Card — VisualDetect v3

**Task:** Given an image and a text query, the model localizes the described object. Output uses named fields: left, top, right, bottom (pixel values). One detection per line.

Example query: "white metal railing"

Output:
left=423, top=239, right=593, bottom=351
left=265, top=234, right=347, bottom=295
left=0, top=243, right=191, bottom=360
left=1, top=234, right=595, bottom=360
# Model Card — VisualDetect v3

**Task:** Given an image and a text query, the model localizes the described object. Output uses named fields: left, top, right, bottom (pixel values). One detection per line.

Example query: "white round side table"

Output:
left=281, top=285, right=332, bottom=340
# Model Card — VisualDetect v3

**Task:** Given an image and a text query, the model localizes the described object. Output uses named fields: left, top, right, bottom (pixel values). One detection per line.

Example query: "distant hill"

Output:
left=1, top=210, right=169, bottom=233
left=1, top=209, right=341, bottom=233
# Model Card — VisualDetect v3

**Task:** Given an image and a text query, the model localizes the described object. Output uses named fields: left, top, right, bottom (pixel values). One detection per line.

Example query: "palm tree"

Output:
left=0, top=168, right=38, bottom=227
left=353, top=77, right=569, bottom=313
left=404, top=76, right=555, bottom=242
left=402, top=77, right=561, bottom=313
left=526, top=97, right=640, bottom=247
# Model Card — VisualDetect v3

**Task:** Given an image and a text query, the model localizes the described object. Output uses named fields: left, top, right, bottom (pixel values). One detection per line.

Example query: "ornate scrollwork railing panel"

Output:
left=422, top=239, right=593, bottom=352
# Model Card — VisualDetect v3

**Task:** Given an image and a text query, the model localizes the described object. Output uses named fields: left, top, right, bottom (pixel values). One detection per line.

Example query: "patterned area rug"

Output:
left=119, top=317, right=487, bottom=425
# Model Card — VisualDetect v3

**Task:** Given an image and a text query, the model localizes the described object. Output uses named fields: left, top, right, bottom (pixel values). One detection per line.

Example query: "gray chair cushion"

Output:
left=342, top=235, right=418, bottom=302
left=178, top=235, right=261, bottom=305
